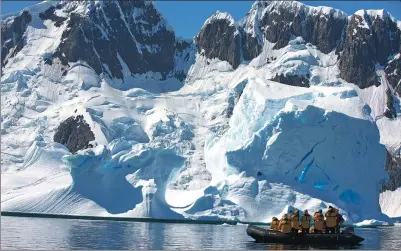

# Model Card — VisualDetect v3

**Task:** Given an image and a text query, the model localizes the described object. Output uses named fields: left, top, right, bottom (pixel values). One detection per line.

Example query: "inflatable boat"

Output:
left=246, top=225, right=364, bottom=245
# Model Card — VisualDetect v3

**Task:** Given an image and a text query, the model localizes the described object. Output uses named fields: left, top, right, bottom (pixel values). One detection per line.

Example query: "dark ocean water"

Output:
left=1, top=216, right=401, bottom=250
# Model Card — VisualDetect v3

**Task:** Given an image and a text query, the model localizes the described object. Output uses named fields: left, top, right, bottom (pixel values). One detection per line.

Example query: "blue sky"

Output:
left=2, top=1, right=401, bottom=39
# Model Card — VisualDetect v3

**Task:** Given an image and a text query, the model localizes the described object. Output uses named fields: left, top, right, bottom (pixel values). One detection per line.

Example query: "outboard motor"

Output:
left=341, top=226, right=355, bottom=234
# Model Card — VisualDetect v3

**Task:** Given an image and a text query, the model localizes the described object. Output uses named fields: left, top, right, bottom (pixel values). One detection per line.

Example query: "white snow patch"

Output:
left=202, top=11, right=235, bottom=28
left=355, top=219, right=390, bottom=227
left=380, top=188, right=401, bottom=218
left=377, top=117, right=401, bottom=150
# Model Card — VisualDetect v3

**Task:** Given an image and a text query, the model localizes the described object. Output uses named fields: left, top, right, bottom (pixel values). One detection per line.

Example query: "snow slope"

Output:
left=2, top=1, right=401, bottom=224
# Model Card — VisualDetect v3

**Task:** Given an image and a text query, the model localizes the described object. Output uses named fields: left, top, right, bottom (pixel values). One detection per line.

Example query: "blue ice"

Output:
left=339, top=189, right=361, bottom=204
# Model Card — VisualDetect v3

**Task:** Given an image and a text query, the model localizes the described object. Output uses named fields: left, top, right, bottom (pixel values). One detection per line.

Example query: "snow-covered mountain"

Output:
left=1, top=0, right=401, bottom=224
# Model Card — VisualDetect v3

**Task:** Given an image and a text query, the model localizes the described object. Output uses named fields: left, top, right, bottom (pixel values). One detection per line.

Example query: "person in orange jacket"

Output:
left=300, top=210, right=311, bottom=233
left=290, top=209, right=301, bottom=233
left=270, top=217, right=280, bottom=231
left=325, top=206, right=339, bottom=234
left=278, top=214, right=292, bottom=233
left=313, top=209, right=325, bottom=233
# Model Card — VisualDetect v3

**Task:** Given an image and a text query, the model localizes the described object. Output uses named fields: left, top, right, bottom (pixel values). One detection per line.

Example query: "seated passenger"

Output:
left=313, top=209, right=324, bottom=233
left=278, top=214, right=292, bottom=233
left=325, top=206, right=338, bottom=234
left=290, top=209, right=301, bottom=233
left=270, top=217, right=280, bottom=231
left=300, top=210, right=311, bottom=233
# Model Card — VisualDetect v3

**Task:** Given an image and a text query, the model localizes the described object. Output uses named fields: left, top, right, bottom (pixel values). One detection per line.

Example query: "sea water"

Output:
left=1, top=216, right=401, bottom=250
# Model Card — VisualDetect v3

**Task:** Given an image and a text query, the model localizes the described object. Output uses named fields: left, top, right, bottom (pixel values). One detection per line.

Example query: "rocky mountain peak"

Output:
left=195, top=0, right=349, bottom=69
left=1, top=10, right=32, bottom=66
left=354, top=9, right=391, bottom=22
left=195, top=10, right=241, bottom=69
left=52, top=0, right=176, bottom=82
left=194, top=1, right=400, bottom=92
left=338, top=8, right=401, bottom=89
left=1, top=0, right=184, bottom=90
left=202, top=11, right=235, bottom=28
left=2, top=0, right=401, bottom=92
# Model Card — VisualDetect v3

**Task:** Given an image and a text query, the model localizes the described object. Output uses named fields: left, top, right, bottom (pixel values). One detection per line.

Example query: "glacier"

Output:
left=1, top=0, right=401, bottom=225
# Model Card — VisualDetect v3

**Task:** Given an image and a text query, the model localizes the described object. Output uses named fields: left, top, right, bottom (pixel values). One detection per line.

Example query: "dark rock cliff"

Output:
left=384, top=88, right=397, bottom=119
left=258, top=2, right=347, bottom=53
left=194, top=13, right=241, bottom=69
left=39, top=4, right=67, bottom=27
left=271, top=74, right=310, bottom=88
left=383, top=149, right=401, bottom=191
left=241, top=31, right=262, bottom=61
left=385, top=56, right=401, bottom=96
left=3, top=1, right=400, bottom=92
left=53, top=115, right=95, bottom=154
left=1, top=11, right=32, bottom=67
left=195, top=2, right=347, bottom=70
left=45, top=0, right=176, bottom=82
left=195, top=2, right=401, bottom=91
left=339, top=12, right=400, bottom=89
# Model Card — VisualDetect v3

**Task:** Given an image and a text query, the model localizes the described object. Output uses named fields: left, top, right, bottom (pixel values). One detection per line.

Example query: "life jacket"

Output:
left=279, top=218, right=292, bottom=233
left=325, top=208, right=338, bottom=227
left=290, top=210, right=300, bottom=229
left=301, top=214, right=311, bottom=229
left=270, top=218, right=280, bottom=231
left=313, top=212, right=324, bottom=231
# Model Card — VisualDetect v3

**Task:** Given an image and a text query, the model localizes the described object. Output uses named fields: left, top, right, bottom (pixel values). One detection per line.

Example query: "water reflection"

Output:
left=67, top=220, right=135, bottom=249
left=378, top=226, right=401, bottom=250
left=0, top=217, right=72, bottom=249
left=2, top=217, right=401, bottom=250
left=244, top=242, right=360, bottom=250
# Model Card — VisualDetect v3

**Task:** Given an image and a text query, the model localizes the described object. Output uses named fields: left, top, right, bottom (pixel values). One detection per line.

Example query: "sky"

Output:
left=2, top=1, right=401, bottom=39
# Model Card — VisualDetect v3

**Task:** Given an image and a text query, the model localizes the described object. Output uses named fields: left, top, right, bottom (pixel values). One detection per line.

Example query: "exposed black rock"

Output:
left=195, top=15, right=241, bottom=69
left=39, top=5, right=67, bottom=27
left=1, top=11, right=32, bottom=67
left=383, top=149, right=401, bottom=191
left=54, top=115, right=95, bottom=154
left=258, top=3, right=347, bottom=53
left=51, top=12, right=105, bottom=76
left=2, top=0, right=401, bottom=94
left=370, top=15, right=400, bottom=66
left=260, top=9, right=292, bottom=50
left=47, top=0, right=176, bottom=84
left=338, top=15, right=377, bottom=89
left=173, top=71, right=186, bottom=82
left=338, top=12, right=400, bottom=89
left=384, top=88, right=397, bottom=119
left=385, top=56, right=401, bottom=96
left=196, top=3, right=400, bottom=89
left=241, top=31, right=262, bottom=61
left=175, top=39, right=191, bottom=53
left=199, top=2, right=348, bottom=66
left=271, top=73, right=310, bottom=88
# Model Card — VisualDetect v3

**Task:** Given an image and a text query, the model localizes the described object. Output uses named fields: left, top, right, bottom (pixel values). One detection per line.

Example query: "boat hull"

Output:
left=246, top=225, right=364, bottom=245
